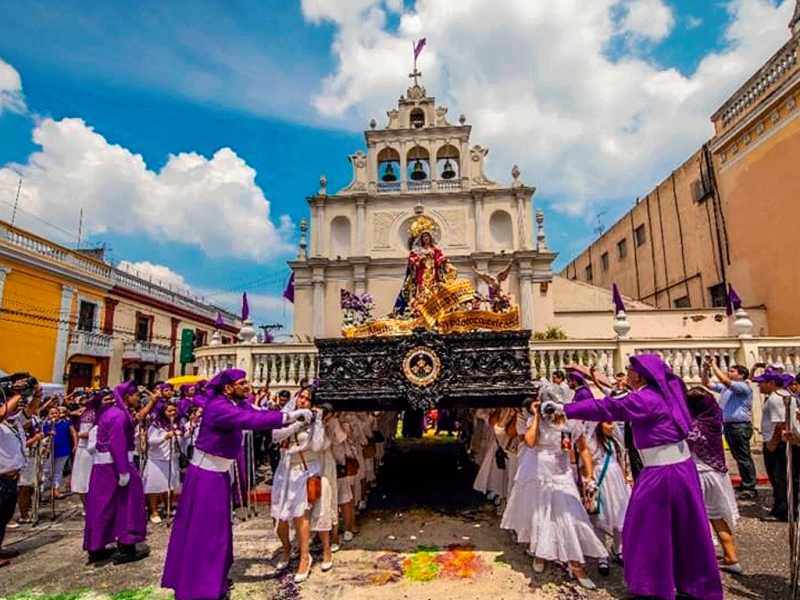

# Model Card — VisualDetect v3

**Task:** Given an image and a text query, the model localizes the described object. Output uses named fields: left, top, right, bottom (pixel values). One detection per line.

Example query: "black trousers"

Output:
left=0, top=476, right=19, bottom=550
left=763, top=442, right=800, bottom=519
left=624, top=423, right=643, bottom=481
left=723, top=422, right=756, bottom=490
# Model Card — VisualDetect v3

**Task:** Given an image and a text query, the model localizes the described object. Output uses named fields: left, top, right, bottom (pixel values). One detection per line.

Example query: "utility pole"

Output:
left=11, top=178, right=21, bottom=225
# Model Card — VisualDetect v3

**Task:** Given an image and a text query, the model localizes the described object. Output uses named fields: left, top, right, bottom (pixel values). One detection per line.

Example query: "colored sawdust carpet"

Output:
left=402, top=545, right=489, bottom=582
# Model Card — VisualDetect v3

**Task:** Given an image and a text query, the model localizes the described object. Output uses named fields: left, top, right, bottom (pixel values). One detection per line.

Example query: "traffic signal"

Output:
left=180, top=328, right=196, bottom=364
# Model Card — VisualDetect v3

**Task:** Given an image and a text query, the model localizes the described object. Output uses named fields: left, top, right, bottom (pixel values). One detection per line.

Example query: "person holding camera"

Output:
left=161, top=369, right=310, bottom=600
left=560, top=354, right=722, bottom=600
left=701, top=357, right=757, bottom=499
left=0, top=377, right=43, bottom=568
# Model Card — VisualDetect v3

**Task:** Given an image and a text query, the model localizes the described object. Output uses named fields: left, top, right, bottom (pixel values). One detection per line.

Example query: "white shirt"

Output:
left=0, top=414, right=28, bottom=472
left=761, top=391, right=794, bottom=443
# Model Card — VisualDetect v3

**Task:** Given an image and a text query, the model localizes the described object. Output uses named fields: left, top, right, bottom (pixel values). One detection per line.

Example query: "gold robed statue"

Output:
left=343, top=213, right=520, bottom=337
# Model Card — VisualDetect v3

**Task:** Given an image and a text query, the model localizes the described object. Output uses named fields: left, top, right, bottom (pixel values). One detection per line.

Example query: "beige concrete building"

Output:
left=562, top=6, right=800, bottom=336
left=290, top=80, right=559, bottom=339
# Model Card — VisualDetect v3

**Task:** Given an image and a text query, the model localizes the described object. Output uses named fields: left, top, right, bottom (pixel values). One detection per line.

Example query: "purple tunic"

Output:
left=565, top=386, right=723, bottom=600
left=161, top=394, right=284, bottom=600
left=571, top=385, right=594, bottom=403
left=83, top=404, right=147, bottom=551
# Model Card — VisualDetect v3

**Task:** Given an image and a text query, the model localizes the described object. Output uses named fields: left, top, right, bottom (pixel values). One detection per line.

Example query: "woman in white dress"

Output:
left=473, top=408, right=514, bottom=504
left=304, top=401, right=337, bottom=572
left=71, top=400, right=98, bottom=512
left=142, top=402, right=183, bottom=523
left=527, top=391, right=608, bottom=590
left=586, top=422, right=630, bottom=575
left=336, top=412, right=361, bottom=541
left=686, top=387, right=741, bottom=574
left=328, top=412, right=354, bottom=548
left=501, top=399, right=538, bottom=544
left=271, top=386, right=324, bottom=583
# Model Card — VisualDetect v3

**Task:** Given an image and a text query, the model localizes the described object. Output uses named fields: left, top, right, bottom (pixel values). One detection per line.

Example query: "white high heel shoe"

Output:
left=294, top=555, right=313, bottom=583
left=568, top=566, right=596, bottom=590
left=532, top=559, right=545, bottom=573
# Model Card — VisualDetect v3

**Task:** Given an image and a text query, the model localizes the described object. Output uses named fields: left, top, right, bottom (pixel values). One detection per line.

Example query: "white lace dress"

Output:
left=71, top=421, right=97, bottom=494
left=501, top=416, right=537, bottom=542
left=587, top=431, right=630, bottom=536
left=473, top=423, right=508, bottom=499
left=143, top=424, right=182, bottom=494
left=306, top=411, right=338, bottom=532
left=525, top=418, right=608, bottom=563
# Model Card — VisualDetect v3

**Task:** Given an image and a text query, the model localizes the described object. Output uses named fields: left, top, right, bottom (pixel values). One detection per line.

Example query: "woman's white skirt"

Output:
left=310, top=450, right=338, bottom=532
left=143, top=457, right=182, bottom=494
left=593, top=461, right=630, bottom=534
left=473, top=445, right=507, bottom=499
left=698, top=467, right=739, bottom=529
left=71, top=447, right=94, bottom=494
left=337, top=474, right=354, bottom=505
left=271, top=458, right=310, bottom=522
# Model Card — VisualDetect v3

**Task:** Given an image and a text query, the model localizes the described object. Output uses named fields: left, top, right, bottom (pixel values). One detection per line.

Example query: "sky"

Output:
left=0, top=0, right=796, bottom=337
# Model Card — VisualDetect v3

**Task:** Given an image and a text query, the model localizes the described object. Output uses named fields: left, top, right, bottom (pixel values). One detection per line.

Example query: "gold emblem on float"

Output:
left=402, top=346, right=441, bottom=387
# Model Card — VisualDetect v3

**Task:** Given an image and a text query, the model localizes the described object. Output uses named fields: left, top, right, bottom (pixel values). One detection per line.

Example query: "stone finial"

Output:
left=209, top=330, right=221, bottom=346
left=299, top=217, right=308, bottom=260
left=319, top=175, right=327, bottom=196
left=459, top=114, right=466, bottom=125
left=613, top=311, right=631, bottom=339
left=238, top=318, right=256, bottom=344
left=511, top=165, right=522, bottom=187
left=535, top=208, right=548, bottom=252
left=733, top=307, right=753, bottom=338
left=369, top=118, right=377, bottom=129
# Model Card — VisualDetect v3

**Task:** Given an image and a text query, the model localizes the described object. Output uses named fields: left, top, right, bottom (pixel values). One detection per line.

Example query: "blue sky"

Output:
left=0, top=0, right=795, bottom=334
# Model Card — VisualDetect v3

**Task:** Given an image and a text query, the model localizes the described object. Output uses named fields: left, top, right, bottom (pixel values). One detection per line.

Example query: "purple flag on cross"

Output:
left=726, top=284, right=742, bottom=317
left=241, top=292, right=250, bottom=321
left=283, top=273, right=295, bottom=304
left=214, top=311, right=224, bottom=329
left=414, top=38, right=426, bottom=60
left=612, top=283, right=626, bottom=315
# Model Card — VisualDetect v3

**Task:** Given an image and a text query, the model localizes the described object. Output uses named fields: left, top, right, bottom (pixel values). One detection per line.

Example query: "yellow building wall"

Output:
left=0, top=259, right=62, bottom=381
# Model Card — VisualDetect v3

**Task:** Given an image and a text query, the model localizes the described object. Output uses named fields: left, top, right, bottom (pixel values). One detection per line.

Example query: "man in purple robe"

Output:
left=161, top=369, right=311, bottom=600
left=83, top=383, right=150, bottom=566
left=552, top=354, right=722, bottom=600
left=566, top=371, right=594, bottom=403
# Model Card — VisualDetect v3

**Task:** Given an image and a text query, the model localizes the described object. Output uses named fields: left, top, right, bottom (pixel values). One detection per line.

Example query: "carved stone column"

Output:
left=516, top=193, right=528, bottom=249
left=351, top=258, right=369, bottom=296
left=356, top=197, right=366, bottom=256
left=473, top=192, right=485, bottom=251
left=314, top=198, right=326, bottom=257
left=312, top=269, right=325, bottom=339
left=53, top=284, right=77, bottom=383
left=518, top=270, right=533, bottom=331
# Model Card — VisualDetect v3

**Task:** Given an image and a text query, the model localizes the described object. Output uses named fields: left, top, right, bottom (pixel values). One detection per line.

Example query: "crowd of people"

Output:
left=1, top=354, right=798, bottom=600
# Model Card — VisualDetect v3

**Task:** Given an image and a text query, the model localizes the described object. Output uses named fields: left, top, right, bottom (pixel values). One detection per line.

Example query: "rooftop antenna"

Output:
left=594, top=211, right=607, bottom=235
left=11, top=178, right=22, bottom=225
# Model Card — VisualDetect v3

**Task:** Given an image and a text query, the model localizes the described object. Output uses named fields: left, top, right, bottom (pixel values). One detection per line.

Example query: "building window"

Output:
left=136, top=315, right=152, bottom=342
left=673, top=296, right=691, bottom=308
left=709, top=283, right=727, bottom=308
left=600, top=252, right=609, bottom=271
left=195, top=329, right=207, bottom=348
left=77, top=301, right=96, bottom=332
left=634, top=224, right=647, bottom=247
left=617, top=238, right=628, bottom=260
left=584, top=264, right=593, bottom=282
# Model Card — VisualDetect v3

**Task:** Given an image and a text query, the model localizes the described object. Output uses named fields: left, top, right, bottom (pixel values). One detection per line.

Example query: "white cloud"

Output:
left=686, top=15, right=704, bottom=30
left=0, top=58, right=26, bottom=114
left=618, top=0, right=675, bottom=42
left=0, top=117, right=294, bottom=261
left=305, top=0, right=795, bottom=215
left=116, top=260, right=294, bottom=332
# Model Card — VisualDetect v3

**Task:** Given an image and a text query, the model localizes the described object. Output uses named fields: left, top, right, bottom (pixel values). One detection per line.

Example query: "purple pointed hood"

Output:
left=628, top=354, right=691, bottom=437
left=113, top=381, right=139, bottom=424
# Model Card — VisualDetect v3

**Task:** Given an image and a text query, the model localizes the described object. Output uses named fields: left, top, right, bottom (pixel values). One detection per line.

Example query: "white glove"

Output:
left=284, top=409, right=314, bottom=425
left=118, top=472, right=130, bottom=487
left=540, top=400, right=565, bottom=417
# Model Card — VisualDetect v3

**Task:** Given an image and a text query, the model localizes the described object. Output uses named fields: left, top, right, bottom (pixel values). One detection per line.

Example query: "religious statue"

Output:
left=473, top=260, right=514, bottom=313
left=393, top=215, right=457, bottom=316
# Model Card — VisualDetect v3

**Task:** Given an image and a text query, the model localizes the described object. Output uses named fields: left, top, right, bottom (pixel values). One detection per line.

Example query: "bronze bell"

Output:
left=441, top=159, right=456, bottom=180
left=381, top=162, right=397, bottom=182
left=410, top=159, right=427, bottom=181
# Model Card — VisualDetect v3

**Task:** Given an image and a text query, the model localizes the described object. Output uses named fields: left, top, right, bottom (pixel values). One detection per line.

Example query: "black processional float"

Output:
left=315, top=329, right=536, bottom=412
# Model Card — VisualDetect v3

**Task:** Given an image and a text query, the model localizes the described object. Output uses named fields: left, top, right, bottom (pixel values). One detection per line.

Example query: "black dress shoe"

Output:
left=113, top=543, right=151, bottom=564
left=0, top=548, right=20, bottom=560
left=87, top=547, right=116, bottom=567
left=597, top=558, right=610, bottom=576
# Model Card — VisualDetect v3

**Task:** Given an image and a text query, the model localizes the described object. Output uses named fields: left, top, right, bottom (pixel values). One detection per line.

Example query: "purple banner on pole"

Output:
left=612, top=283, right=626, bottom=315
left=283, top=273, right=295, bottom=304
left=726, top=284, right=742, bottom=317
left=241, top=292, right=250, bottom=321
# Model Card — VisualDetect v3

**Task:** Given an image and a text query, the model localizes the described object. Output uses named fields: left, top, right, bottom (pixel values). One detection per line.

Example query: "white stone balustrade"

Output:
left=68, top=330, right=114, bottom=358
left=123, top=340, right=174, bottom=365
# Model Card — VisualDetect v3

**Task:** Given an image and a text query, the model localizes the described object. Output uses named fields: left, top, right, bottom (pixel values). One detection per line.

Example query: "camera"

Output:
left=541, top=401, right=558, bottom=416
left=0, top=372, right=39, bottom=398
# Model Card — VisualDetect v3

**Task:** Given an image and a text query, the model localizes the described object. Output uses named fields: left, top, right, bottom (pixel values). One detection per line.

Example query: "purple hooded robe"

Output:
left=161, top=369, right=285, bottom=600
left=564, top=354, right=722, bottom=600
left=83, top=382, right=148, bottom=552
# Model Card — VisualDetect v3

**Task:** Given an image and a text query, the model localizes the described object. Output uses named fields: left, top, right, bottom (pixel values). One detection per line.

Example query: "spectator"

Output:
left=551, top=371, right=571, bottom=403
left=42, top=406, right=75, bottom=500
left=755, top=371, right=799, bottom=522
left=701, top=359, right=756, bottom=498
